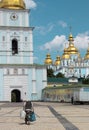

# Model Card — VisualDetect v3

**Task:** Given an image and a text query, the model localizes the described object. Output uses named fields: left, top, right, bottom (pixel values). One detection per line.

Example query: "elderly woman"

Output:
left=24, top=101, right=34, bottom=125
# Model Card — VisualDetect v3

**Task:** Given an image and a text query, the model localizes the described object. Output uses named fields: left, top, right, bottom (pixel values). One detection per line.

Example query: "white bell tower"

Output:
left=0, top=0, right=47, bottom=102
left=0, top=8, right=34, bottom=64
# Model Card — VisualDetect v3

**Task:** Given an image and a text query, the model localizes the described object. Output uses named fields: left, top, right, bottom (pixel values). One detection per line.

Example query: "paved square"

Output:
left=0, top=102, right=89, bottom=130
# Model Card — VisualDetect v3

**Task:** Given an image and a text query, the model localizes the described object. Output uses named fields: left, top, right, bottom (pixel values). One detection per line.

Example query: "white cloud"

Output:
left=74, top=32, right=89, bottom=49
left=40, top=35, right=67, bottom=51
left=35, top=21, right=67, bottom=35
left=40, top=31, right=89, bottom=52
left=58, top=21, right=67, bottom=28
left=24, top=0, right=37, bottom=9
left=35, top=23, right=54, bottom=35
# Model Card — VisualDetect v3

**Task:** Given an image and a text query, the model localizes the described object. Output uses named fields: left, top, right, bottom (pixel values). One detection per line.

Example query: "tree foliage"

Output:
left=47, top=68, right=64, bottom=78
left=56, top=72, right=64, bottom=78
left=82, top=78, right=89, bottom=84
left=47, top=68, right=55, bottom=77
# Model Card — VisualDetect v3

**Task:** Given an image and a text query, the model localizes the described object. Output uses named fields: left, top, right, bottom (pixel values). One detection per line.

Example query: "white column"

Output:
left=7, top=12, right=9, bottom=26
left=32, top=68, right=36, bottom=93
left=29, top=30, right=33, bottom=64
left=25, top=12, right=29, bottom=27
left=19, top=13, right=22, bottom=27
left=0, top=11, right=3, bottom=26
left=42, top=68, right=47, bottom=89
left=20, top=31, right=23, bottom=63
left=7, top=31, right=10, bottom=64
left=86, top=67, right=89, bottom=77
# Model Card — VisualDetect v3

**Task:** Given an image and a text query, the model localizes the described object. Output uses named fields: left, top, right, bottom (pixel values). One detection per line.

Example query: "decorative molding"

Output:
left=42, top=80, right=47, bottom=82
left=32, top=80, right=36, bottom=82
left=10, top=86, right=22, bottom=88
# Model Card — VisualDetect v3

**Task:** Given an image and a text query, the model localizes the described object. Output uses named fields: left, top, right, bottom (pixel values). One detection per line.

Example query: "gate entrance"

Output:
left=11, top=89, right=21, bottom=102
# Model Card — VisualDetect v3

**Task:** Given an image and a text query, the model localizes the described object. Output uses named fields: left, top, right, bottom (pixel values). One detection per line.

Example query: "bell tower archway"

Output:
left=11, top=89, right=21, bottom=102
left=12, top=39, right=18, bottom=55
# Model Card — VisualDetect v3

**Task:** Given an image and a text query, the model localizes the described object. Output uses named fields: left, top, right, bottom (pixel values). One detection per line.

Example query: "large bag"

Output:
left=29, top=112, right=36, bottom=122
left=20, top=110, right=26, bottom=119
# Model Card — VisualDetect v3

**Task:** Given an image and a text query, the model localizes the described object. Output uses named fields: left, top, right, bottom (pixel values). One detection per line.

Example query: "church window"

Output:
left=12, top=39, right=18, bottom=55
left=2, top=36, right=5, bottom=41
left=14, top=68, right=18, bottom=74
left=14, top=32, right=16, bottom=35
left=7, top=69, right=9, bottom=75
left=22, top=69, right=25, bottom=74
left=25, top=37, right=27, bottom=41
left=63, top=61, right=65, bottom=65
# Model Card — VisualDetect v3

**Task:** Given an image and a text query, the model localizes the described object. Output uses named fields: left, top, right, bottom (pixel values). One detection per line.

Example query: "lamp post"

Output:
left=24, top=92, right=27, bottom=101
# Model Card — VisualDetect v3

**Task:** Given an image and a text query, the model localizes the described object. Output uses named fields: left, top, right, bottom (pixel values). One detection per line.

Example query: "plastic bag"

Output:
left=29, top=112, right=36, bottom=122
left=20, top=110, right=26, bottom=119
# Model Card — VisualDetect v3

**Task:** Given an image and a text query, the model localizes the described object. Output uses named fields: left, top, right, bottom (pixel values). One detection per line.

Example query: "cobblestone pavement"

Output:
left=0, top=102, right=89, bottom=130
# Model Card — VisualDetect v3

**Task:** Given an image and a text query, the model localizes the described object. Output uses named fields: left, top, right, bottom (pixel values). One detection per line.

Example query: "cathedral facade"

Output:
left=0, top=0, right=47, bottom=102
left=44, top=33, right=89, bottom=78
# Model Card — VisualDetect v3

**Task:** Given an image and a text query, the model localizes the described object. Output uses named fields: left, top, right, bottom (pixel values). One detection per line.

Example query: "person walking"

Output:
left=24, top=100, right=33, bottom=111
left=24, top=100, right=35, bottom=125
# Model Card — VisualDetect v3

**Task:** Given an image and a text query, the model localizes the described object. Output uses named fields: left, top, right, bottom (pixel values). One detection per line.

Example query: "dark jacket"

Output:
left=24, top=101, right=33, bottom=110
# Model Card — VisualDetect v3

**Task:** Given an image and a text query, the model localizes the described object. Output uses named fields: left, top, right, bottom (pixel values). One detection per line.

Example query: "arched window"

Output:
left=22, top=69, right=25, bottom=74
left=12, top=39, right=18, bottom=55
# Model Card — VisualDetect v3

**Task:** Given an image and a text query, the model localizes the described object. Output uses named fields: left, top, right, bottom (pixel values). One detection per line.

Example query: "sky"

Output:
left=24, top=0, right=89, bottom=64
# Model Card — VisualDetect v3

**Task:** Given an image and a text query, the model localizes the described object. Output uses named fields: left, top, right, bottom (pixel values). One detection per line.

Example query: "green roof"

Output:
left=47, top=77, right=68, bottom=83
left=43, top=83, right=89, bottom=91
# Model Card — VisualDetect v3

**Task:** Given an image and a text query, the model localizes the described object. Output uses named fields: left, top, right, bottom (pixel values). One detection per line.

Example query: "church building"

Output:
left=0, top=0, right=47, bottom=102
left=44, top=33, right=89, bottom=78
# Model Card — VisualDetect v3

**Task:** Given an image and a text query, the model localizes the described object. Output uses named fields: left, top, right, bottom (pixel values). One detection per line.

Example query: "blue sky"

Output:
left=24, top=0, right=89, bottom=64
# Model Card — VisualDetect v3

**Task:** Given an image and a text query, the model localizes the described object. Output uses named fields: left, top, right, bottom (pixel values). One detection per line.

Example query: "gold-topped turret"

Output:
left=44, top=53, right=53, bottom=65
left=84, top=48, right=89, bottom=60
left=67, top=43, right=78, bottom=54
left=68, top=33, right=74, bottom=42
left=67, top=33, right=78, bottom=55
left=0, top=0, right=26, bottom=9
left=62, top=48, right=70, bottom=59
left=54, top=56, right=61, bottom=66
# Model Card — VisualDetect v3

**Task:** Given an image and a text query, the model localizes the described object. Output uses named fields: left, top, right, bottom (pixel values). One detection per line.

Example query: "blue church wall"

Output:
left=0, top=6, right=47, bottom=102
left=36, top=69, right=43, bottom=100
left=22, top=53, right=28, bottom=64
left=82, top=69, right=86, bottom=77
left=2, top=11, right=28, bottom=27
left=3, top=13, right=6, bottom=26
left=9, top=19, right=20, bottom=27
left=21, top=14, right=26, bottom=26
left=0, top=53, right=7, bottom=63
left=0, top=69, right=4, bottom=100
left=28, top=69, right=33, bottom=100
left=0, top=30, right=7, bottom=63
left=9, top=57, right=22, bottom=64
left=0, top=30, right=32, bottom=64
left=27, top=67, right=45, bottom=100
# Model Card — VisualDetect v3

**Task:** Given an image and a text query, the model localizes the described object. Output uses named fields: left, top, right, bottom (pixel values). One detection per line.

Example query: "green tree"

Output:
left=82, top=78, right=89, bottom=84
left=56, top=72, right=64, bottom=78
left=47, top=68, right=55, bottom=77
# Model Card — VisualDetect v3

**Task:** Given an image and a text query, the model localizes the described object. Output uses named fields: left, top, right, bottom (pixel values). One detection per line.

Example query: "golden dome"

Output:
left=0, top=0, right=26, bottom=9
left=67, top=33, right=78, bottom=55
left=84, top=48, right=89, bottom=60
left=54, top=56, right=61, bottom=66
left=67, top=43, right=78, bottom=54
left=68, top=33, right=74, bottom=42
left=44, top=53, right=53, bottom=65
left=62, top=48, right=70, bottom=59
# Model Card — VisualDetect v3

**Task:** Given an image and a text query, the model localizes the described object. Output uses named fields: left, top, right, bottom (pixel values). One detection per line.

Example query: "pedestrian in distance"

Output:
left=24, top=100, right=34, bottom=112
left=23, top=100, right=36, bottom=125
